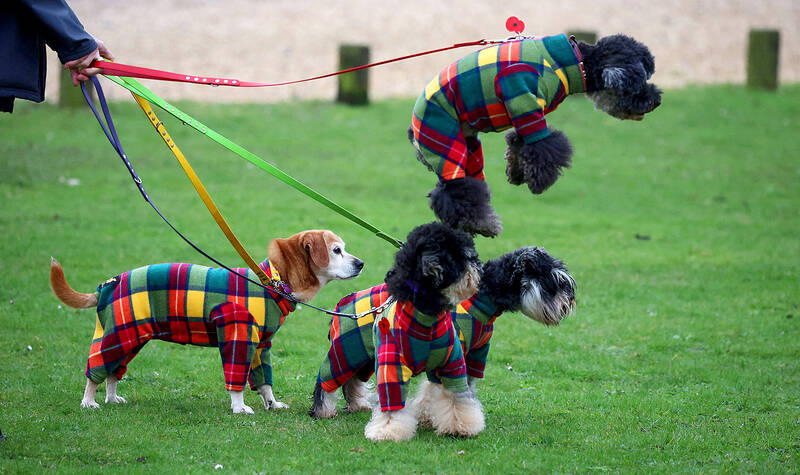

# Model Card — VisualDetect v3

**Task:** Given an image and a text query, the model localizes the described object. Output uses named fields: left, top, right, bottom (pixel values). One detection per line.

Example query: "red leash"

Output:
left=92, top=39, right=499, bottom=88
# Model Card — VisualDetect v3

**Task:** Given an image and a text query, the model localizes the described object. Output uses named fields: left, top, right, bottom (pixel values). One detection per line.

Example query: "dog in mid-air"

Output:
left=50, top=230, right=363, bottom=414
left=409, top=33, right=662, bottom=237
left=309, top=246, right=576, bottom=428
left=348, top=222, right=482, bottom=441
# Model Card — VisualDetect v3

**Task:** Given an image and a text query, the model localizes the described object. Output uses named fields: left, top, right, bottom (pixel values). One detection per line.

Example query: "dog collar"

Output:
left=264, top=259, right=292, bottom=295
left=569, top=35, right=588, bottom=91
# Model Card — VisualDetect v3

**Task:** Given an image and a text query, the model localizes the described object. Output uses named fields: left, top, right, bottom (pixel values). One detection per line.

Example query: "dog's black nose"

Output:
left=354, top=259, right=364, bottom=271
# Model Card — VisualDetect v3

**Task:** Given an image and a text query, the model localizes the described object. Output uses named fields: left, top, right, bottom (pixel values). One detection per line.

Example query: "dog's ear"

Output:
left=301, top=231, right=330, bottom=268
left=601, top=67, right=627, bottom=90
left=602, top=63, right=647, bottom=91
left=421, top=253, right=444, bottom=286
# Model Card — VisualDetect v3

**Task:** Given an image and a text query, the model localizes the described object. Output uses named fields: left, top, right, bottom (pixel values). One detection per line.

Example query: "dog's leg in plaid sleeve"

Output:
left=248, top=345, right=287, bottom=410
left=210, top=302, right=260, bottom=414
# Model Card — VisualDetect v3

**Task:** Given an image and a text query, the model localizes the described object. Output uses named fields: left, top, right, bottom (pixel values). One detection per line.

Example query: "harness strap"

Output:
left=91, top=40, right=495, bottom=88
left=104, top=74, right=403, bottom=249
left=129, top=93, right=273, bottom=287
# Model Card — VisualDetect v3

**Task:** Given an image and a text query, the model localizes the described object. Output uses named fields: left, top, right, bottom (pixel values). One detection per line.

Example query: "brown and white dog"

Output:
left=50, top=230, right=363, bottom=414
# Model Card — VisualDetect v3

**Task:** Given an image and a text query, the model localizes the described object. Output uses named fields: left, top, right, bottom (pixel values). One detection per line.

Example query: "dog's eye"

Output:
left=333, top=247, right=342, bottom=255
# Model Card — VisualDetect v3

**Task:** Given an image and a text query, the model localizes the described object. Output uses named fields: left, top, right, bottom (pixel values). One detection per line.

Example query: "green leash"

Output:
left=104, top=75, right=403, bottom=249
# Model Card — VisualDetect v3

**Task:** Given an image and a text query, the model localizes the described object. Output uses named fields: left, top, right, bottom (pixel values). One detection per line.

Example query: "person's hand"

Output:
left=63, top=38, right=114, bottom=86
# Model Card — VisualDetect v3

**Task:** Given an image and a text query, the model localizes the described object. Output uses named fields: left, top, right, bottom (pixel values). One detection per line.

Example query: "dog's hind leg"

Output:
left=342, top=378, right=371, bottom=413
left=104, top=375, right=127, bottom=404
left=81, top=380, right=100, bottom=409
left=309, top=381, right=339, bottom=418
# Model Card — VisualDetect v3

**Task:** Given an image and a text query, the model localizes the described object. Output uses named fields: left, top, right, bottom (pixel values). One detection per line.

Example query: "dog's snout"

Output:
left=353, top=259, right=364, bottom=272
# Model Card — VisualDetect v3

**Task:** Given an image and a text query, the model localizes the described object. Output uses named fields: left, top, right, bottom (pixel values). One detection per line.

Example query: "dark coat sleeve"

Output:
left=13, top=0, right=97, bottom=63
left=0, top=0, right=97, bottom=107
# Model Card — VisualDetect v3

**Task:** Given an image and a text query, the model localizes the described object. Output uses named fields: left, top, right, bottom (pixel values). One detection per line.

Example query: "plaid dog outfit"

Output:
left=316, top=284, right=502, bottom=406
left=86, top=259, right=294, bottom=392
left=410, top=34, right=586, bottom=182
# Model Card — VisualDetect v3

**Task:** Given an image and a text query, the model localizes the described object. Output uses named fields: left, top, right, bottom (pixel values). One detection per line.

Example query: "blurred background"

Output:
left=46, top=0, right=799, bottom=103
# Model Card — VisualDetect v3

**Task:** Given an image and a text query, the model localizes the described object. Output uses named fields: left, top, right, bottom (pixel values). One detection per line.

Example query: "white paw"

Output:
left=232, top=403, right=255, bottom=414
left=364, top=407, right=417, bottom=442
left=80, top=400, right=100, bottom=409
left=105, top=395, right=127, bottom=404
left=268, top=400, right=288, bottom=410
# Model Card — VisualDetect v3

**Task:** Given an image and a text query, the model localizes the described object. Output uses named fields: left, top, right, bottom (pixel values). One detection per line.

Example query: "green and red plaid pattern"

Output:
left=410, top=34, right=585, bottom=182
left=375, top=299, right=466, bottom=411
left=86, top=260, right=295, bottom=391
left=317, top=284, right=502, bottom=407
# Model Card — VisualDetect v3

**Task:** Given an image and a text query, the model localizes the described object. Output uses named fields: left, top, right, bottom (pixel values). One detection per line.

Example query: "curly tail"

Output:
left=50, top=258, right=97, bottom=308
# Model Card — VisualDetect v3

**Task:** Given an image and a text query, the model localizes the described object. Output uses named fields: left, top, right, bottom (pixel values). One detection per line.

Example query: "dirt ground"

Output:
left=47, top=0, right=799, bottom=103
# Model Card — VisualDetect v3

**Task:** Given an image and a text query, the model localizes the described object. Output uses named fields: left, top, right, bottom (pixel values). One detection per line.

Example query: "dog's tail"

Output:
left=50, top=258, right=98, bottom=308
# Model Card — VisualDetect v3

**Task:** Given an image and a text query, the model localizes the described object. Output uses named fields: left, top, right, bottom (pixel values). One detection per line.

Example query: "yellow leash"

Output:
left=130, top=93, right=276, bottom=287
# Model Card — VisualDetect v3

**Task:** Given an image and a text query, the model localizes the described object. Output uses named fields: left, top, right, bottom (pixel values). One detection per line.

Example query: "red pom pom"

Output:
left=378, top=318, right=390, bottom=335
left=505, top=16, right=525, bottom=35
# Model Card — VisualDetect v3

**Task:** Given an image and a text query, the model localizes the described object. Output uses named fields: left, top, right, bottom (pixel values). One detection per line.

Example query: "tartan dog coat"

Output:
left=316, top=284, right=502, bottom=410
left=86, top=259, right=294, bottom=392
left=410, top=34, right=586, bottom=182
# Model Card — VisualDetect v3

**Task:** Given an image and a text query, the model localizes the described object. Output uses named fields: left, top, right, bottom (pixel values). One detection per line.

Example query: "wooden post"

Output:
left=337, top=44, right=370, bottom=105
left=568, top=30, right=597, bottom=44
left=59, top=68, right=91, bottom=107
left=747, top=29, right=780, bottom=90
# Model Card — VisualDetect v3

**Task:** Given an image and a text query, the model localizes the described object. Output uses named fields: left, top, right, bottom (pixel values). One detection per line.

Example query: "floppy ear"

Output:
left=601, top=67, right=627, bottom=90
left=421, top=253, right=443, bottom=286
left=301, top=231, right=330, bottom=268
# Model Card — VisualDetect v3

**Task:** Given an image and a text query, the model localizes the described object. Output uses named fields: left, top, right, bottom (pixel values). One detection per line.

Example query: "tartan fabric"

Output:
left=316, top=285, right=503, bottom=395
left=86, top=260, right=295, bottom=391
left=375, top=300, right=467, bottom=411
left=411, top=34, right=585, bottom=182
left=317, top=284, right=390, bottom=393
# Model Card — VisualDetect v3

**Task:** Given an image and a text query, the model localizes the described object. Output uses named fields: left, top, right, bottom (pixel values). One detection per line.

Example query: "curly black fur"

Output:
left=480, top=246, right=573, bottom=312
left=579, top=34, right=662, bottom=118
left=507, top=129, right=573, bottom=194
left=428, top=177, right=503, bottom=237
left=385, top=222, right=479, bottom=316
left=504, top=130, right=525, bottom=185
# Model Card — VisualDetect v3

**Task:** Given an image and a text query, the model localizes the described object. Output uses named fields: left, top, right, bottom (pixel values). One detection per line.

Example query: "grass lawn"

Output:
left=0, top=83, right=798, bottom=473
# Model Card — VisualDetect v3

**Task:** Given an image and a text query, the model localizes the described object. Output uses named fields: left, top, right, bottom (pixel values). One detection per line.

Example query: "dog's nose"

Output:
left=354, top=259, right=364, bottom=272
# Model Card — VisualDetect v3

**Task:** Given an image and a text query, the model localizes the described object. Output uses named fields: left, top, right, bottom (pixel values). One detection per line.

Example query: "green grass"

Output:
left=1, top=84, right=799, bottom=473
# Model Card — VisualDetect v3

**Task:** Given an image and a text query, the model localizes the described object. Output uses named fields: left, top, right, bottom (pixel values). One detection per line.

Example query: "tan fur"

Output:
left=50, top=258, right=98, bottom=309
left=268, top=230, right=323, bottom=303
left=443, top=261, right=482, bottom=307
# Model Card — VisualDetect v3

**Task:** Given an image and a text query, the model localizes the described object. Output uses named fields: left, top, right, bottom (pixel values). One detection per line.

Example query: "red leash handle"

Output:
left=92, top=39, right=494, bottom=88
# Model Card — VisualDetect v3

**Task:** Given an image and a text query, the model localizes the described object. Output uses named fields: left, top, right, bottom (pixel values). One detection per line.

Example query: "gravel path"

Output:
left=48, top=0, right=799, bottom=103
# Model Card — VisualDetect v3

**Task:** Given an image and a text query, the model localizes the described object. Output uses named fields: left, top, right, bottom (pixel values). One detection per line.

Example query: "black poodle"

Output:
left=409, top=33, right=662, bottom=237
left=364, top=222, right=484, bottom=441
left=309, top=246, right=576, bottom=425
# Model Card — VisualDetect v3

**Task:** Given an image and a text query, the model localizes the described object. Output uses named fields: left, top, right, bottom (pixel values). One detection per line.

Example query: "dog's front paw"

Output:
left=232, top=403, right=255, bottom=414
left=268, top=400, right=289, bottom=410
left=518, top=130, right=573, bottom=194
left=364, top=406, right=418, bottom=442
left=429, top=177, right=503, bottom=237
left=105, top=395, right=127, bottom=404
left=80, top=400, right=101, bottom=409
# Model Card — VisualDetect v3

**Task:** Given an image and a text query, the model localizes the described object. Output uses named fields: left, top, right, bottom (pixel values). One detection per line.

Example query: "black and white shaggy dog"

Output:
left=414, top=246, right=576, bottom=427
left=309, top=246, right=576, bottom=434
left=361, top=222, right=483, bottom=441
left=409, top=33, right=662, bottom=237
